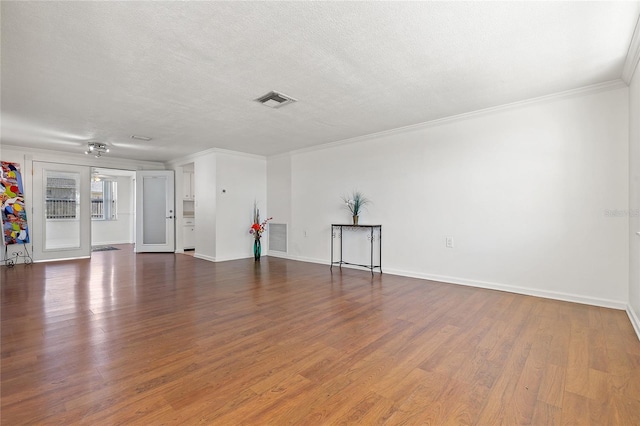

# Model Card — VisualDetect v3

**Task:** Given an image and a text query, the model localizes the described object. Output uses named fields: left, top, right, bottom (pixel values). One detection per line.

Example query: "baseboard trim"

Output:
left=274, top=254, right=627, bottom=311
left=283, top=254, right=329, bottom=266
left=92, top=241, right=133, bottom=246
left=384, top=268, right=626, bottom=310
left=627, top=306, right=640, bottom=341
left=192, top=253, right=258, bottom=263
left=215, top=254, right=254, bottom=262
left=193, top=253, right=216, bottom=262
left=34, top=256, right=91, bottom=263
left=267, top=251, right=289, bottom=259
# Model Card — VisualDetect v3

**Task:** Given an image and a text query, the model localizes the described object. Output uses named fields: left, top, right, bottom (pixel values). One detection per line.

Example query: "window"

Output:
left=91, top=180, right=117, bottom=220
left=46, top=175, right=79, bottom=219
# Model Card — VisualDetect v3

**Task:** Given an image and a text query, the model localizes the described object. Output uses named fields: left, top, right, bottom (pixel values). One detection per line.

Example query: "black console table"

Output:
left=331, top=224, right=382, bottom=274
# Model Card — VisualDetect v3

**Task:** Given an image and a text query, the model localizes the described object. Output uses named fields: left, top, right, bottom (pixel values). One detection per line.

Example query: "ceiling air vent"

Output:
left=254, top=91, right=297, bottom=109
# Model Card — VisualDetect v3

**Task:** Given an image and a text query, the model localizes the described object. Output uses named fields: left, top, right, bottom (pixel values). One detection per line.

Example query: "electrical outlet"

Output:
left=445, top=237, right=454, bottom=248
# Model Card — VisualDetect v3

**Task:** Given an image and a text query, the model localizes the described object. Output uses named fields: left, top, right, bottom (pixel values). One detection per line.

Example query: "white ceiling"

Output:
left=2, top=1, right=639, bottom=163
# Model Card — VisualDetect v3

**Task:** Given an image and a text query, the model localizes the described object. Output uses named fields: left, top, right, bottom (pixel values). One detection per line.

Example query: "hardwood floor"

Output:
left=2, top=246, right=639, bottom=425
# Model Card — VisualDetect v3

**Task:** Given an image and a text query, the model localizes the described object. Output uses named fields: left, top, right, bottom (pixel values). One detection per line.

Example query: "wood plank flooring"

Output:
left=2, top=245, right=639, bottom=424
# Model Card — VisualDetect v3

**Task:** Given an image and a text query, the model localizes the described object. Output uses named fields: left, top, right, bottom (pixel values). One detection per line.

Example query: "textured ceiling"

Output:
left=2, top=1, right=639, bottom=162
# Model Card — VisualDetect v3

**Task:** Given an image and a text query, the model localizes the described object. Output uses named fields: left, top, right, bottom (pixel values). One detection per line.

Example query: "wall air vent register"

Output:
left=268, top=223, right=287, bottom=253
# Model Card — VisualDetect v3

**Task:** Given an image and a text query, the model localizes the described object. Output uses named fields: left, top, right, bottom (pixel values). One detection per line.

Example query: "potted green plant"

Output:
left=341, top=191, right=370, bottom=225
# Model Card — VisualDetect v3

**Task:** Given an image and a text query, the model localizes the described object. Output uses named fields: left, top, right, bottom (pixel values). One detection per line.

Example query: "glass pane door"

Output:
left=44, top=171, right=81, bottom=250
left=32, top=162, right=91, bottom=261
left=142, top=176, right=167, bottom=245
left=135, top=170, right=175, bottom=252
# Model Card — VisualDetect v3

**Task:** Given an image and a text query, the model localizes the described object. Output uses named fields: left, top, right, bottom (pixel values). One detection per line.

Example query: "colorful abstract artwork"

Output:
left=1, top=161, right=30, bottom=245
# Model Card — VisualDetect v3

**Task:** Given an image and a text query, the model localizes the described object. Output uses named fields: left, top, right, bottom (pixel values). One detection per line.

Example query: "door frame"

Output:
left=135, top=170, right=175, bottom=253
left=31, top=161, right=92, bottom=262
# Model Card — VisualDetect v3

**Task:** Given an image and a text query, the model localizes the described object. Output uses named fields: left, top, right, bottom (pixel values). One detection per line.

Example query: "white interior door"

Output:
left=135, top=170, right=175, bottom=252
left=32, top=162, right=91, bottom=261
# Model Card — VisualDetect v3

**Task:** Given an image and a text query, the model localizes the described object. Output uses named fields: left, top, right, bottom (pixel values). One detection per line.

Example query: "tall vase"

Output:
left=254, top=238, right=261, bottom=261
left=353, top=215, right=359, bottom=225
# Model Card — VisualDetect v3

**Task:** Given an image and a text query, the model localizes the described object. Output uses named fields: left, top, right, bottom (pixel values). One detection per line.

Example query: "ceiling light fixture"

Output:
left=254, top=91, right=297, bottom=109
left=85, top=142, right=110, bottom=158
left=131, top=135, right=152, bottom=141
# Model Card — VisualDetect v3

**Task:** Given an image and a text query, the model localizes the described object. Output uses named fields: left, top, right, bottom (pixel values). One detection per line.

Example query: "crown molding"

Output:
left=288, top=79, right=628, bottom=157
left=1, top=144, right=164, bottom=169
left=266, top=151, right=293, bottom=161
left=165, top=146, right=266, bottom=167
left=623, top=14, right=640, bottom=84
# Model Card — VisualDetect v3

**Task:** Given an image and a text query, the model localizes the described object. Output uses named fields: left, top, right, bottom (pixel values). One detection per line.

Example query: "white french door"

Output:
left=135, top=170, right=175, bottom=252
left=32, top=162, right=91, bottom=261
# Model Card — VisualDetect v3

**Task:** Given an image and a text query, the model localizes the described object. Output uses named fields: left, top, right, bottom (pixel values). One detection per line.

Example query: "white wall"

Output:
left=193, top=152, right=217, bottom=261
left=270, top=85, right=630, bottom=308
left=186, top=150, right=267, bottom=262
left=629, top=66, right=640, bottom=334
left=91, top=176, right=135, bottom=245
left=215, top=152, right=267, bottom=261
left=267, top=154, right=292, bottom=256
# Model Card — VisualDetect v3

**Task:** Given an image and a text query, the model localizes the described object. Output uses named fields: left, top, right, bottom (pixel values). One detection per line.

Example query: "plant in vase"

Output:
left=341, top=191, right=370, bottom=225
left=249, top=203, right=272, bottom=261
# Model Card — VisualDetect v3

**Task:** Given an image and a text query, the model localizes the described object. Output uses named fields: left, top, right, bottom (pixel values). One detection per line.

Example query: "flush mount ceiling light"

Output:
left=131, top=135, right=152, bottom=141
left=254, top=91, right=297, bottom=109
left=85, top=142, right=110, bottom=158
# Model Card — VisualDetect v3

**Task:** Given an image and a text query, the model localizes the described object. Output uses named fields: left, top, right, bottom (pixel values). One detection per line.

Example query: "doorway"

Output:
left=31, top=164, right=175, bottom=261
left=182, top=163, right=195, bottom=253
left=134, top=170, right=175, bottom=253
left=31, top=162, right=91, bottom=261
left=90, top=168, right=136, bottom=251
